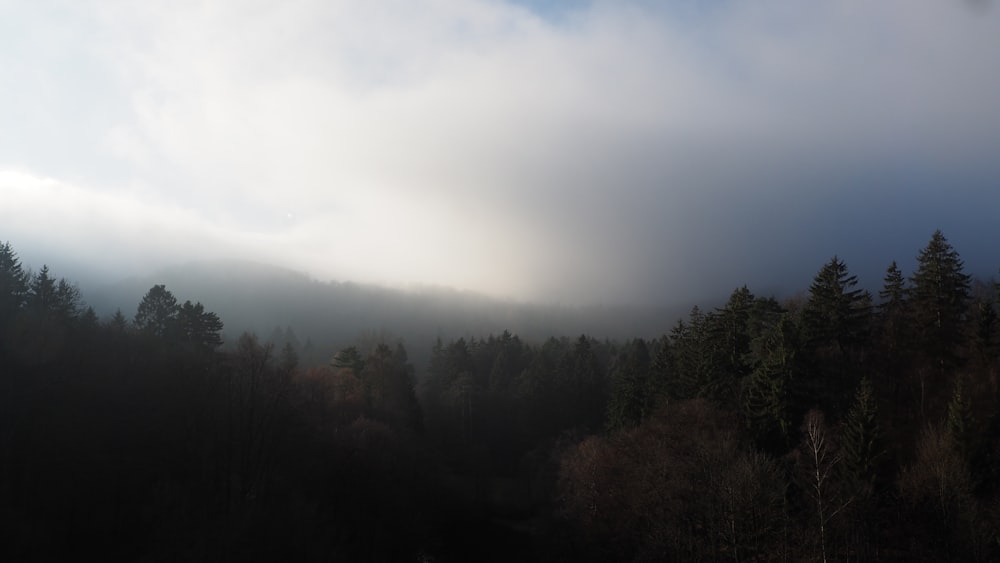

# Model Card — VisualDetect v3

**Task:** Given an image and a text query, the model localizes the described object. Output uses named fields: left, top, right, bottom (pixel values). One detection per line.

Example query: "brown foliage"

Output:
left=558, top=400, right=787, bottom=562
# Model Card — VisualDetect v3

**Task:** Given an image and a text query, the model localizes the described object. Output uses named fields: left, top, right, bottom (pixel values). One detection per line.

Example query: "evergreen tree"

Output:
left=841, top=377, right=882, bottom=492
left=802, top=256, right=872, bottom=354
left=946, top=377, right=975, bottom=461
left=973, top=297, right=996, bottom=364
left=879, top=261, right=907, bottom=308
left=107, top=309, right=129, bottom=333
left=705, top=286, right=755, bottom=406
left=134, top=284, right=179, bottom=337
left=177, top=300, right=224, bottom=351
left=0, top=241, right=29, bottom=325
left=670, top=306, right=714, bottom=400
left=742, top=313, right=799, bottom=450
left=26, top=265, right=57, bottom=315
left=910, top=230, right=971, bottom=374
left=332, top=345, right=365, bottom=374
left=800, top=257, right=872, bottom=417
left=606, top=338, right=653, bottom=431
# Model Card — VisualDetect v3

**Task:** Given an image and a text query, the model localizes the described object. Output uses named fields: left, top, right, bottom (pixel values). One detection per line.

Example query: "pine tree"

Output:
left=841, top=377, right=882, bottom=493
left=946, top=377, right=975, bottom=460
left=879, top=261, right=905, bottom=304
left=742, top=313, right=798, bottom=450
left=705, top=286, right=755, bottom=406
left=802, top=256, right=872, bottom=354
left=670, top=307, right=714, bottom=400
left=332, top=345, right=365, bottom=374
left=177, top=300, right=224, bottom=351
left=134, top=284, right=179, bottom=338
left=606, top=338, right=652, bottom=431
left=910, top=230, right=971, bottom=373
left=799, top=257, right=872, bottom=418
left=839, top=377, right=884, bottom=560
left=27, top=265, right=57, bottom=315
left=0, top=242, right=29, bottom=325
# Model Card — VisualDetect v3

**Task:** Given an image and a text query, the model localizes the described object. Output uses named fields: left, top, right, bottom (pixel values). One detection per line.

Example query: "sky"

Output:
left=1, top=0, right=999, bottom=306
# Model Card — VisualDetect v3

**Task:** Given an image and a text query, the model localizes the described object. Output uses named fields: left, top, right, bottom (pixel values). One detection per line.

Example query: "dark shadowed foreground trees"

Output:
left=2, top=230, right=1000, bottom=561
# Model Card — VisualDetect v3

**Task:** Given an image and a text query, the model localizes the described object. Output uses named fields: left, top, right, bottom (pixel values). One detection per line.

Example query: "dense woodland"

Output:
left=2, top=230, right=999, bottom=561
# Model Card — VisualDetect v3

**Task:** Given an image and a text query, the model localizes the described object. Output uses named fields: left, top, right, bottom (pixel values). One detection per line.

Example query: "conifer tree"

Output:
left=743, top=313, right=798, bottom=450
left=838, top=377, right=884, bottom=560
left=910, top=230, right=971, bottom=374
left=841, top=377, right=882, bottom=492
left=27, top=265, right=57, bottom=315
left=332, top=345, right=365, bottom=374
left=606, top=338, right=652, bottom=431
left=800, top=257, right=872, bottom=417
left=802, top=256, right=872, bottom=354
left=0, top=241, right=29, bottom=324
left=879, top=261, right=907, bottom=310
left=670, top=307, right=714, bottom=400
left=946, top=377, right=975, bottom=461
left=705, top=286, right=755, bottom=406
left=177, top=300, right=224, bottom=351
left=134, top=284, right=179, bottom=338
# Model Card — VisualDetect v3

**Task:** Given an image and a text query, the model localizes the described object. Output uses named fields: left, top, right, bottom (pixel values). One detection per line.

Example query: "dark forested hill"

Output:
left=84, top=260, right=681, bottom=369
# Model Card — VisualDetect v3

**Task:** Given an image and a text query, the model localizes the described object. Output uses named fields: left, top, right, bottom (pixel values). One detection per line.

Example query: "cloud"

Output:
left=2, top=0, right=999, bottom=305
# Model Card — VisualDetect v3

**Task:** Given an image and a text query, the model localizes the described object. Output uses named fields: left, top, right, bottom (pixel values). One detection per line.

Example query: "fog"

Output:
left=3, top=0, right=1000, bottom=306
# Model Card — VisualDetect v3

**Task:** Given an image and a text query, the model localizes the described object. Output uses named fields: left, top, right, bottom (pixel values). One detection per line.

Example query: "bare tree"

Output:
left=798, top=410, right=852, bottom=563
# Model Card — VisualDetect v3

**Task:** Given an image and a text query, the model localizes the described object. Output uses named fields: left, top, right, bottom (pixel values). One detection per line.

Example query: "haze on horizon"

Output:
left=2, top=0, right=1000, bottom=307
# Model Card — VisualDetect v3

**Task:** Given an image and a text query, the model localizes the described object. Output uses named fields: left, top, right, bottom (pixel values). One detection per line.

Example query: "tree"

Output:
left=177, top=300, right=224, bottom=351
left=106, top=309, right=129, bottom=333
left=802, top=256, right=872, bottom=354
left=0, top=241, right=29, bottom=325
left=797, top=410, right=850, bottom=563
left=838, top=378, right=883, bottom=560
left=875, top=261, right=914, bottom=425
left=946, top=377, right=975, bottom=461
left=910, top=230, right=971, bottom=375
left=879, top=261, right=907, bottom=309
left=705, top=286, right=756, bottom=406
left=360, top=342, right=422, bottom=430
left=742, top=313, right=799, bottom=450
left=134, top=285, right=178, bottom=338
left=332, top=345, right=365, bottom=374
left=669, top=307, right=714, bottom=400
left=800, top=257, right=872, bottom=417
left=606, top=338, right=653, bottom=431
left=840, top=377, right=882, bottom=494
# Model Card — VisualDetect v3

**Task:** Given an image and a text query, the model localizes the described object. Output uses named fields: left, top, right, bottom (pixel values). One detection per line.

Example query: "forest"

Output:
left=1, top=229, right=999, bottom=562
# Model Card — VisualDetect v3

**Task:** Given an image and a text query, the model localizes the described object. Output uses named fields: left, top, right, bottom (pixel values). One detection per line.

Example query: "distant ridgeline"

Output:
left=83, top=259, right=681, bottom=370
left=1, top=231, right=1000, bottom=562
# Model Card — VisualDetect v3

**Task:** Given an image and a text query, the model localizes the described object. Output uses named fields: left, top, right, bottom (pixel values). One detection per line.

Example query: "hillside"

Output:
left=85, top=260, right=682, bottom=369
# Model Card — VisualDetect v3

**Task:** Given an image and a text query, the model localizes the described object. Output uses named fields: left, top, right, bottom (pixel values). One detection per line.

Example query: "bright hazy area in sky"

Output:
left=2, top=0, right=1000, bottom=305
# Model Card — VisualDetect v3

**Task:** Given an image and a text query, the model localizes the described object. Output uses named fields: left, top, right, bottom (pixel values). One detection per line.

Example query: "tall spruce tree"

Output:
left=841, top=377, right=882, bottom=492
left=742, top=312, right=799, bottom=450
left=802, top=256, right=872, bottom=354
left=670, top=306, right=714, bottom=400
left=946, top=376, right=975, bottom=461
left=706, top=286, right=755, bottom=406
left=606, top=338, right=653, bottom=431
left=910, top=230, right=971, bottom=374
left=0, top=241, right=29, bottom=326
left=800, top=257, right=872, bottom=417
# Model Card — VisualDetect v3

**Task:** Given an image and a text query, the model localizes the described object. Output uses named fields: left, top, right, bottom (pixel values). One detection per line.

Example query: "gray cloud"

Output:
left=2, top=0, right=999, bottom=306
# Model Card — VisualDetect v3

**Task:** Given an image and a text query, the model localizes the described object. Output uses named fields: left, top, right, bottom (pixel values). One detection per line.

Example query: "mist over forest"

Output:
left=82, top=260, right=682, bottom=369
left=4, top=0, right=1000, bottom=561
left=4, top=230, right=1000, bottom=561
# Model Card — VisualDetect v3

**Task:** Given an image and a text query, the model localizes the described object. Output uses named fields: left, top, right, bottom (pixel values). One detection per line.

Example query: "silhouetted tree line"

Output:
left=2, top=230, right=1000, bottom=561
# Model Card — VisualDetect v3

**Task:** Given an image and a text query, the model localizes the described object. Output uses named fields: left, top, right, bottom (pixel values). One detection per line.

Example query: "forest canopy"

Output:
left=1, top=230, right=999, bottom=561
